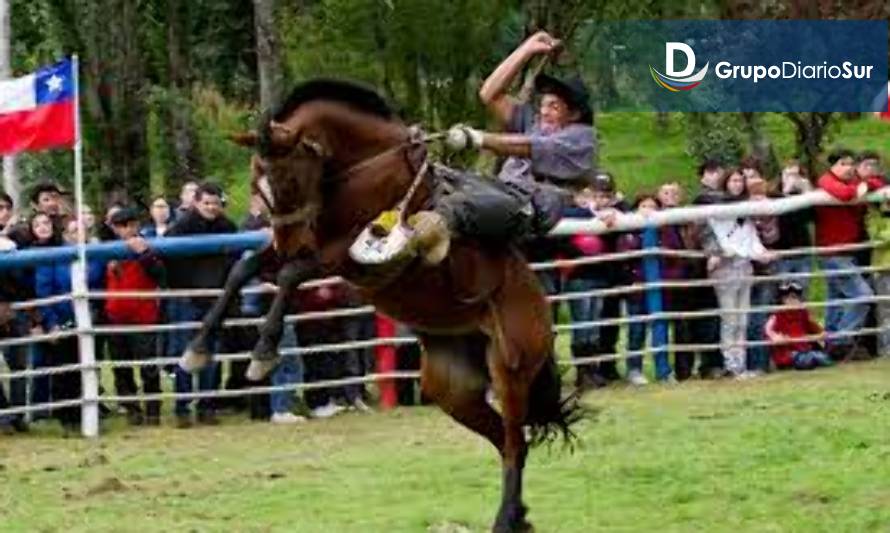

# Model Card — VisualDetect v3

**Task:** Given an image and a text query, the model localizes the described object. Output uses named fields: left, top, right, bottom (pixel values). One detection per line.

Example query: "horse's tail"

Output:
left=525, top=354, right=587, bottom=449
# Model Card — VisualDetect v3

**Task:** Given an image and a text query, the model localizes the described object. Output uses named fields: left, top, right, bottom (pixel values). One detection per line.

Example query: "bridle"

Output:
left=263, top=126, right=445, bottom=228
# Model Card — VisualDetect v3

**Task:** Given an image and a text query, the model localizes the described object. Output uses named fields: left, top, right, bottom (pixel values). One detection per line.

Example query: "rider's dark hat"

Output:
left=534, top=74, right=593, bottom=124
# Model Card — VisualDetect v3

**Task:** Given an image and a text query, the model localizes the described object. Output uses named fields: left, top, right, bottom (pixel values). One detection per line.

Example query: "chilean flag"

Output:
left=0, top=59, right=77, bottom=156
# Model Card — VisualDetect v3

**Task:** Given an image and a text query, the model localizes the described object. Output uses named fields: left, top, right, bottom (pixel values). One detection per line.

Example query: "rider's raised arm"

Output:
left=479, top=31, right=559, bottom=127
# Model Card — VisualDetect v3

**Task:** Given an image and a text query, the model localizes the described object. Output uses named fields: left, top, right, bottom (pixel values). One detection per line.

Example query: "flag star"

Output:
left=46, top=74, right=64, bottom=93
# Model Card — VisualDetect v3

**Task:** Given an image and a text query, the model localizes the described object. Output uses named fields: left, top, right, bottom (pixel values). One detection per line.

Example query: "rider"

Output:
left=411, top=31, right=597, bottom=264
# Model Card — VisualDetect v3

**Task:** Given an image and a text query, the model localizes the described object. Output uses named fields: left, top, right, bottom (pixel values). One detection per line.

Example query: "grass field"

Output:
left=2, top=358, right=889, bottom=533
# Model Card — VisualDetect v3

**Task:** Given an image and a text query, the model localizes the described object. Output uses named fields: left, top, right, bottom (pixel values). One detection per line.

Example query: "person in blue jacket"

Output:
left=34, top=216, right=104, bottom=434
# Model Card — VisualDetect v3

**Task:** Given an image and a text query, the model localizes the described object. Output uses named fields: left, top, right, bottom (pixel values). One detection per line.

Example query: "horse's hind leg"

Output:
left=486, top=263, right=553, bottom=533
left=419, top=333, right=505, bottom=453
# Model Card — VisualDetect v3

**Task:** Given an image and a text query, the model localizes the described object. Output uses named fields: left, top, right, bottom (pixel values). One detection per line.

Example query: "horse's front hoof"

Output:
left=246, top=357, right=280, bottom=382
left=492, top=521, right=533, bottom=533
left=493, top=504, right=532, bottom=533
left=179, top=346, right=210, bottom=373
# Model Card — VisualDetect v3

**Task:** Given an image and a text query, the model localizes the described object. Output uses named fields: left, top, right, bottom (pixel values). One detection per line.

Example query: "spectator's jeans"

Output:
left=874, top=272, right=890, bottom=356
left=270, top=325, right=304, bottom=415
left=777, top=256, right=812, bottom=297
left=820, top=255, right=873, bottom=349
left=168, top=299, right=220, bottom=416
left=711, top=258, right=753, bottom=375
left=792, top=350, right=833, bottom=370
left=564, top=277, right=606, bottom=347
left=747, top=271, right=777, bottom=372
left=625, top=298, right=670, bottom=379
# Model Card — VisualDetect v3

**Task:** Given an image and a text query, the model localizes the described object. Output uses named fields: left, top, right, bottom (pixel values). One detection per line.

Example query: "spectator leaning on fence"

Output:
left=775, top=160, right=815, bottom=296
left=655, top=181, right=691, bottom=379
left=702, top=169, right=775, bottom=379
left=864, top=153, right=890, bottom=357
left=35, top=218, right=104, bottom=434
left=166, top=182, right=237, bottom=428
left=745, top=173, right=781, bottom=375
left=105, top=208, right=166, bottom=426
left=815, top=148, right=884, bottom=360
left=558, top=175, right=610, bottom=389
left=764, top=281, right=833, bottom=371
left=565, top=172, right=628, bottom=386
left=616, top=193, right=672, bottom=385
left=682, top=160, right=727, bottom=380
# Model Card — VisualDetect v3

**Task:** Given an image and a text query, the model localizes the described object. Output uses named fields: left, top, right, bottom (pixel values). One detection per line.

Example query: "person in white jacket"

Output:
left=702, top=169, right=775, bottom=378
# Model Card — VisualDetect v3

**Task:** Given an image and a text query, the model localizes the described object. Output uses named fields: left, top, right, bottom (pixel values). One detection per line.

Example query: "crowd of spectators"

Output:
left=0, top=179, right=377, bottom=436
left=546, top=149, right=887, bottom=389
left=0, top=148, right=887, bottom=436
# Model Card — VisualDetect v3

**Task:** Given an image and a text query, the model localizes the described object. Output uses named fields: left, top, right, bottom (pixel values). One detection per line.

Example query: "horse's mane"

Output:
left=276, top=79, right=394, bottom=120
left=259, top=78, right=395, bottom=154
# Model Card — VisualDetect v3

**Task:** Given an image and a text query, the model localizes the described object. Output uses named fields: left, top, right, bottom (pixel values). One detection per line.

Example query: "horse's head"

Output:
left=234, top=79, right=405, bottom=261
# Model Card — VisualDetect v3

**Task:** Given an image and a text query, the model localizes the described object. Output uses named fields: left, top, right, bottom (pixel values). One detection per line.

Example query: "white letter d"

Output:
left=666, top=42, right=696, bottom=77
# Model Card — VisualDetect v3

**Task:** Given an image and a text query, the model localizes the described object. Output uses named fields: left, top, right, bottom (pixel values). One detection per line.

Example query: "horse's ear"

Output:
left=269, top=121, right=300, bottom=147
left=230, top=131, right=259, bottom=147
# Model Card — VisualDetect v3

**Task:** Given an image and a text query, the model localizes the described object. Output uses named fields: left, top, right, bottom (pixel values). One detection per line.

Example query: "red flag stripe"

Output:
left=0, top=100, right=76, bottom=156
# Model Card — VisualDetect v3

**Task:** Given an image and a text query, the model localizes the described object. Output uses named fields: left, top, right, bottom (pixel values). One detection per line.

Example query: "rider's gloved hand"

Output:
left=445, top=124, right=484, bottom=151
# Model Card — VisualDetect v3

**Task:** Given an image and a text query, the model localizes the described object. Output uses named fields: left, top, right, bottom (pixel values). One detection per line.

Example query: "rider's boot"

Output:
left=409, top=210, right=451, bottom=265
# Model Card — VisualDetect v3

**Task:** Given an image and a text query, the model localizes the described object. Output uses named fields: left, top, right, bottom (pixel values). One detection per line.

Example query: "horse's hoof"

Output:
left=179, top=347, right=210, bottom=373
left=492, top=522, right=533, bottom=533
left=246, top=357, right=280, bottom=382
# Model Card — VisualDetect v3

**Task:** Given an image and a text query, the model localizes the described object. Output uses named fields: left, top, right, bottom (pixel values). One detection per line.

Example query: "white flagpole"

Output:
left=72, top=55, right=85, bottom=262
left=70, top=54, right=99, bottom=438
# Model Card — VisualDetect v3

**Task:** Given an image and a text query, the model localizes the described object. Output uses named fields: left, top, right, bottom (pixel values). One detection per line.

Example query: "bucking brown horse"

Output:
left=184, top=79, right=581, bottom=532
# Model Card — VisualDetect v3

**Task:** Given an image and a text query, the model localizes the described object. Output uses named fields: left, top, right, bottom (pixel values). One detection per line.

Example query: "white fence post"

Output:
left=71, top=259, right=99, bottom=438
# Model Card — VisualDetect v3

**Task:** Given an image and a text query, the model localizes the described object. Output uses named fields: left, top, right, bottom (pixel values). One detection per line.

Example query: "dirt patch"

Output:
left=85, top=476, right=128, bottom=497
left=427, top=521, right=474, bottom=533
left=78, top=453, right=109, bottom=468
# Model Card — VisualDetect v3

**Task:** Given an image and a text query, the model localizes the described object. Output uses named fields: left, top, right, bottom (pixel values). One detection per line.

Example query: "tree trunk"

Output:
left=253, top=0, right=284, bottom=111
left=740, top=112, right=778, bottom=177
left=785, top=112, right=834, bottom=179
left=0, top=0, right=19, bottom=207
left=163, top=0, right=202, bottom=187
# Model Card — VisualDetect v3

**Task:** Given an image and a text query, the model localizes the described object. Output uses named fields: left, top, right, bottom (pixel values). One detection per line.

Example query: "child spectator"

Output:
left=105, top=208, right=165, bottom=426
left=702, top=169, right=774, bottom=379
left=746, top=174, right=780, bottom=374
left=559, top=181, right=610, bottom=388
left=561, top=172, right=628, bottom=386
left=656, top=181, right=691, bottom=379
left=765, top=281, right=832, bottom=370
left=816, top=148, right=884, bottom=360
left=775, top=160, right=814, bottom=296
left=616, top=193, right=672, bottom=385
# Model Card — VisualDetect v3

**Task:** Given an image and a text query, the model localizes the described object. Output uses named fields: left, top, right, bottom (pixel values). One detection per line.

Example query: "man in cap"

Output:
left=410, top=31, right=597, bottom=264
